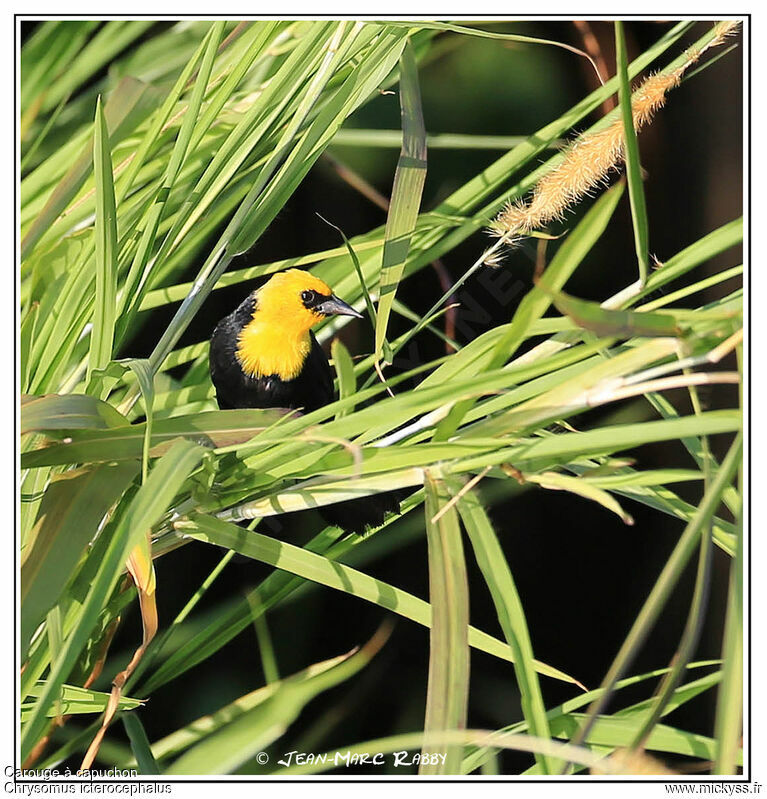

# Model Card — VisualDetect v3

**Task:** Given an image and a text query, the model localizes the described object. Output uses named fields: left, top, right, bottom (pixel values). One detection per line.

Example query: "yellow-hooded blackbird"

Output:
left=210, top=268, right=401, bottom=534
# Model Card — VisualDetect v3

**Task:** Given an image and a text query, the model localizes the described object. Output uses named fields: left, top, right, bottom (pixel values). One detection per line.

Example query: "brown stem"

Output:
left=573, top=21, right=615, bottom=115
left=80, top=559, right=157, bottom=771
left=430, top=258, right=457, bottom=353
left=322, top=152, right=390, bottom=212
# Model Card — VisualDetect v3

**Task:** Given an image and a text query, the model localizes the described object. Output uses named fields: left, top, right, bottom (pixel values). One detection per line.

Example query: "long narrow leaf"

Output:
left=421, top=472, right=470, bottom=774
left=87, top=96, right=118, bottom=383
left=21, top=76, right=160, bottom=262
left=20, top=462, right=138, bottom=660
left=175, top=512, right=580, bottom=686
left=456, top=483, right=557, bottom=774
left=713, top=486, right=743, bottom=772
left=21, top=682, right=142, bottom=723
left=375, top=39, right=427, bottom=364
left=568, top=432, right=742, bottom=759
left=615, top=21, right=650, bottom=284
left=116, top=23, right=224, bottom=334
left=21, top=440, right=206, bottom=760
left=122, top=713, right=160, bottom=775
left=166, top=637, right=384, bottom=774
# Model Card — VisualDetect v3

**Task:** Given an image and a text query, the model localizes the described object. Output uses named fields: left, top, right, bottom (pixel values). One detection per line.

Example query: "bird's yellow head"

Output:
left=236, top=269, right=361, bottom=381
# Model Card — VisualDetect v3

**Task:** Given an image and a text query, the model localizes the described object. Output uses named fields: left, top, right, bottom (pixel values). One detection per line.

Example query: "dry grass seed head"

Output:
left=488, top=21, right=740, bottom=247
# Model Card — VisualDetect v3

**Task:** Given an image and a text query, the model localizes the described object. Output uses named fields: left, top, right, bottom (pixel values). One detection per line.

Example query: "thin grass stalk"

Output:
left=624, top=380, right=718, bottom=751
left=713, top=343, right=744, bottom=774
left=564, top=432, right=742, bottom=770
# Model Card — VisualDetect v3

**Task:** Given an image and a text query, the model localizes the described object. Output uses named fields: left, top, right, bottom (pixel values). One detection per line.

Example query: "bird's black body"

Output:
left=209, top=278, right=401, bottom=534
left=210, top=293, right=333, bottom=412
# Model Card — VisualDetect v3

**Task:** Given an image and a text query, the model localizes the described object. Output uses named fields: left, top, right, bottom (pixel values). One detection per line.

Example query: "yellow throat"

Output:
left=235, top=270, right=332, bottom=381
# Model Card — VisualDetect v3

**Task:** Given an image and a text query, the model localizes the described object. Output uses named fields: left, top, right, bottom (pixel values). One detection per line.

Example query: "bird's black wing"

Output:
left=209, top=294, right=257, bottom=410
left=291, top=331, right=334, bottom=412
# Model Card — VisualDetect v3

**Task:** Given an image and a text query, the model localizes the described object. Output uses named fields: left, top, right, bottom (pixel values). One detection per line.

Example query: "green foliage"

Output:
left=421, top=473, right=470, bottom=774
left=20, top=19, right=742, bottom=776
left=615, top=21, right=650, bottom=285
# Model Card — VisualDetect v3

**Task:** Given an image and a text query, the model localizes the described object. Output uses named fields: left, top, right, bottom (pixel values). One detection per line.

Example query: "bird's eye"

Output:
left=301, top=290, right=315, bottom=304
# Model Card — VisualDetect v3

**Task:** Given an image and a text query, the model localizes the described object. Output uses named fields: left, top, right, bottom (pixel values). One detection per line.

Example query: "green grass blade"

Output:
left=455, top=483, right=556, bottom=774
left=332, top=129, right=543, bottom=150
left=138, top=237, right=386, bottom=313
left=116, top=23, right=224, bottom=335
left=568, top=432, right=742, bottom=762
left=21, top=439, right=206, bottom=759
left=388, top=20, right=604, bottom=76
left=615, top=21, right=650, bottom=285
left=110, top=30, right=208, bottom=208
left=184, top=23, right=275, bottom=158
left=638, top=265, right=743, bottom=312
left=87, top=96, right=119, bottom=384
left=330, top=339, right=356, bottom=418
left=617, top=671, right=721, bottom=720
left=122, top=713, right=160, bottom=775
left=20, top=22, right=98, bottom=116
left=21, top=408, right=289, bottom=468
left=627, top=503, right=715, bottom=750
left=490, top=180, right=625, bottom=363
left=165, top=643, right=379, bottom=774
left=257, top=623, right=280, bottom=688
left=21, top=92, right=70, bottom=173
left=137, top=501, right=423, bottom=697
left=131, top=649, right=359, bottom=765
left=36, top=21, right=154, bottom=115
left=319, top=214, right=377, bottom=324
left=525, top=472, right=634, bottom=525
left=548, top=288, right=682, bottom=338
left=435, top=180, right=625, bottom=440
left=227, top=22, right=360, bottom=256
left=550, top=714, right=735, bottom=766
left=375, top=39, right=427, bottom=364
left=119, top=359, right=155, bottom=484
left=21, top=393, right=129, bottom=434
left=713, top=486, right=743, bottom=773
left=458, top=411, right=739, bottom=476
left=20, top=463, right=138, bottom=660
left=21, top=76, right=159, bottom=262
left=20, top=304, right=39, bottom=394
left=461, top=662, right=721, bottom=773
left=421, top=472, right=470, bottom=774
left=125, top=550, right=236, bottom=694
left=22, top=682, right=142, bottom=723
left=175, top=512, right=580, bottom=687
left=631, top=217, right=742, bottom=306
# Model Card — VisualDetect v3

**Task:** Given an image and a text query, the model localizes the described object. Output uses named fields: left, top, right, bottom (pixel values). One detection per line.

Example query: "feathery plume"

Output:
left=488, top=21, right=740, bottom=246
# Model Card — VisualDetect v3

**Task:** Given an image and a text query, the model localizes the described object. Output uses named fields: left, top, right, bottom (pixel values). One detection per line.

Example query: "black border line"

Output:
left=13, top=12, right=752, bottom=786
left=745, top=9, right=752, bottom=786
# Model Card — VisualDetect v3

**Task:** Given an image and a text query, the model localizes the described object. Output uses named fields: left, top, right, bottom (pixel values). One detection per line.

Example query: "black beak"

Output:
left=315, top=294, right=363, bottom=319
